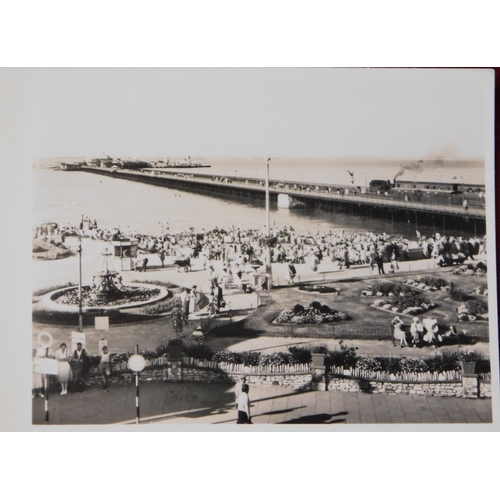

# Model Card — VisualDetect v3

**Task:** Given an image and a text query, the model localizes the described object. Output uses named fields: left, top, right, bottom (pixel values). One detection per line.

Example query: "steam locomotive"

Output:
left=369, top=179, right=484, bottom=195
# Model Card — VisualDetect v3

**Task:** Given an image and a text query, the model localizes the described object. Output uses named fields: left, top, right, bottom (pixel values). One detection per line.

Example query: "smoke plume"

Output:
left=394, top=162, right=423, bottom=181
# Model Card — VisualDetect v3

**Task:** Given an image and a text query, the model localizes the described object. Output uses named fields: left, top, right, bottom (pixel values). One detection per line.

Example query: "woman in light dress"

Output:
left=32, top=349, right=44, bottom=398
left=54, top=343, right=73, bottom=395
left=188, top=286, right=200, bottom=316
left=422, top=318, right=439, bottom=345
left=391, top=317, right=408, bottom=348
left=34, top=338, right=54, bottom=397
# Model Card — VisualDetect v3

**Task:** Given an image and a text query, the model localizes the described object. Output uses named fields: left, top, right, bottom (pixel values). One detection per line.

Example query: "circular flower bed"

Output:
left=274, top=301, right=351, bottom=325
left=53, top=285, right=161, bottom=308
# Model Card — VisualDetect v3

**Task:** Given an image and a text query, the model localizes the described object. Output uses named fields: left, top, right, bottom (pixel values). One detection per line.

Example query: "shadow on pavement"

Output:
left=280, top=411, right=348, bottom=424
left=257, top=406, right=306, bottom=417
left=251, top=388, right=314, bottom=404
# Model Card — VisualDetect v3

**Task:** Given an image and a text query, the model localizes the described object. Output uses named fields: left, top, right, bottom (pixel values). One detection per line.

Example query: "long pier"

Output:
left=80, top=167, right=486, bottom=235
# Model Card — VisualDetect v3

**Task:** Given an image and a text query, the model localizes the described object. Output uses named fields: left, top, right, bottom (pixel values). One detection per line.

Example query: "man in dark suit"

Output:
left=72, top=342, right=90, bottom=392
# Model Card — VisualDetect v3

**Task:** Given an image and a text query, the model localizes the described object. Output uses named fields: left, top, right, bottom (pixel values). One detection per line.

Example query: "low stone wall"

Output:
left=327, top=376, right=464, bottom=397
left=320, top=372, right=489, bottom=399
left=182, top=365, right=312, bottom=389
left=84, top=362, right=313, bottom=389
left=64, top=362, right=491, bottom=399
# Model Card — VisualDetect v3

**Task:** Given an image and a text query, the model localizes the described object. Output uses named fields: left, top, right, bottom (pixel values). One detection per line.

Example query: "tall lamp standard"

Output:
left=77, top=236, right=83, bottom=332
left=128, top=345, right=146, bottom=425
left=265, top=158, right=273, bottom=290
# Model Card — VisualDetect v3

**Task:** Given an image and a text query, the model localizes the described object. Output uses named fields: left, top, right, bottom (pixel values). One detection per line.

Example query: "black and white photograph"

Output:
left=1, top=67, right=498, bottom=429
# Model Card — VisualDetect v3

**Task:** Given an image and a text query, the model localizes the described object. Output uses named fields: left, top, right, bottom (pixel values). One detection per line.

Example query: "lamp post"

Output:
left=77, top=236, right=83, bottom=332
left=128, top=345, right=146, bottom=424
left=265, top=158, right=272, bottom=290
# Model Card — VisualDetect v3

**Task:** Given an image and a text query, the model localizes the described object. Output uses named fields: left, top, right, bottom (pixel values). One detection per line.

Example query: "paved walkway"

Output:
left=32, top=382, right=493, bottom=426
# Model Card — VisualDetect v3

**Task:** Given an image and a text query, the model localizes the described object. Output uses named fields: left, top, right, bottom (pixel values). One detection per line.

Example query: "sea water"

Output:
left=33, top=159, right=483, bottom=239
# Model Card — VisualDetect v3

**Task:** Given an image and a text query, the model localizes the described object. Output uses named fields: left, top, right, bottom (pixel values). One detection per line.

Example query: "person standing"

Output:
left=158, top=248, right=166, bottom=268
left=410, top=317, right=423, bottom=346
left=285, top=263, right=296, bottom=284
left=208, top=266, right=218, bottom=292
left=233, top=263, right=243, bottom=290
left=207, top=292, right=217, bottom=317
left=375, top=251, right=385, bottom=274
left=312, top=255, right=319, bottom=272
left=55, top=343, right=73, bottom=395
left=34, top=339, right=54, bottom=398
left=188, top=285, right=199, bottom=316
left=171, top=306, right=184, bottom=337
left=32, top=349, right=44, bottom=398
left=236, top=383, right=252, bottom=424
left=72, top=342, right=90, bottom=392
left=390, top=250, right=399, bottom=273
left=138, top=257, right=148, bottom=272
left=215, top=282, right=224, bottom=310
left=99, top=345, right=111, bottom=390
left=221, top=268, right=229, bottom=291
left=180, top=287, right=189, bottom=324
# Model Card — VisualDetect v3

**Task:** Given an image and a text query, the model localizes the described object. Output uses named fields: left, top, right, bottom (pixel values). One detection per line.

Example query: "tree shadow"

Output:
left=280, top=411, right=348, bottom=424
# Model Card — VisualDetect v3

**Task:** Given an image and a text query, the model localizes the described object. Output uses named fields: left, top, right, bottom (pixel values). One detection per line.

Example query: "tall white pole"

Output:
left=78, top=237, right=83, bottom=332
left=265, top=159, right=272, bottom=290
left=135, top=344, right=140, bottom=425
left=266, top=160, right=270, bottom=237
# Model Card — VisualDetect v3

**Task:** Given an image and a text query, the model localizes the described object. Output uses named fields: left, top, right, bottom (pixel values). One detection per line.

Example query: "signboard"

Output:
left=71, top=331, right=86, bottom=352
left=95, top=316, right=109, bottom=331
left=33, top=358, right=59, bottom=375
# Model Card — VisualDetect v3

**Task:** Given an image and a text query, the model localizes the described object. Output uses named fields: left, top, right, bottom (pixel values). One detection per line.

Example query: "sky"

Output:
left=0, top=67, right=494, bottom=161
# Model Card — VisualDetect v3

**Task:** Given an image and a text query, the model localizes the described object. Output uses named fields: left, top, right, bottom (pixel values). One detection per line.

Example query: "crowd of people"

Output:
left=34, top=216, right=487, bottom=280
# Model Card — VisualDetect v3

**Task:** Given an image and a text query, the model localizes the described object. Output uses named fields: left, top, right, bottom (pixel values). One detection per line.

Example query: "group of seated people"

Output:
left=392, top=316, right=471, bottom=348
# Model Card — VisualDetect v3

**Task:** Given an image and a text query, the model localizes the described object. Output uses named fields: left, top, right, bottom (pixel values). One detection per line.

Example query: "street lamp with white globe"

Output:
left=127, top=345, right=146, bottom=424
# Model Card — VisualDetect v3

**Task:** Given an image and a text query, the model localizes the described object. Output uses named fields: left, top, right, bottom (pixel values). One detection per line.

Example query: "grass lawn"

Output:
left=209, top=268, right=489, bottom=342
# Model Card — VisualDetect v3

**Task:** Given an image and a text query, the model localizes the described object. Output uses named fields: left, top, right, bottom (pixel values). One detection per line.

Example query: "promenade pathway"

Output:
left=32, top=382, right=493, bottom=426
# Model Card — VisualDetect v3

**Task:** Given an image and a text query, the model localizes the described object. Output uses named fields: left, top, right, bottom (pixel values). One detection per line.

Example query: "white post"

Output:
left=78, top=237, right=83, bottom=332
left=265, top=159, right=272, bottom=290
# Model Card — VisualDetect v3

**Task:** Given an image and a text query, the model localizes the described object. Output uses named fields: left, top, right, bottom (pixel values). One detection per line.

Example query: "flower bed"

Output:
left=326, top=344, right=486, bottom=381
left=360, top=282, right=415, bottom=297
left=371, top=295, right=436, bottom=316
left=363, top=282, right=436, bottom=316
left=456, top=299, right=488, bottom=322
left=404, top=276, right=450, bottom=292
left=471, top=284, right=488, bottom=297
left=298, top=284, right=340, bottom=294
left=53, top=285, right=161, bottom=308
left=274, top=301, right=351, bottom=324
left=87, top=341, right=490, bottom=383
